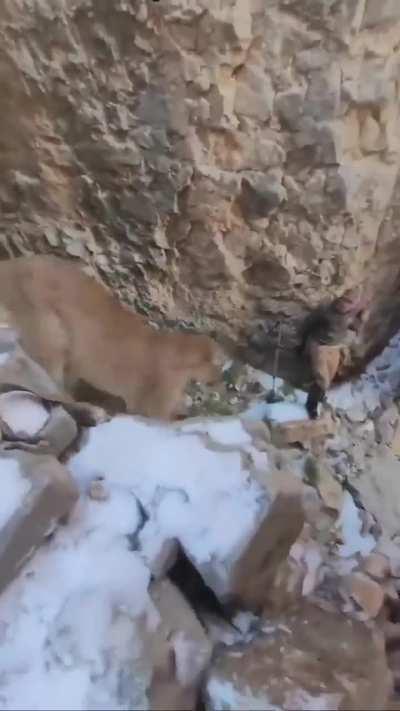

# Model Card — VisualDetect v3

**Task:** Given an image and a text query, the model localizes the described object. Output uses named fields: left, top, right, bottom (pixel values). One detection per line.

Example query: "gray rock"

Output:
left=375, top=405, right=399, bottom=445
left=234, top=68, right=274, bottom=121
left=0, top=450, right=78, bottom=596
left=275, top=89, right=305, bottom=130
left=361, top=0, right=400, bottom=28
left=239, top=170, right=287, bottom=218
left=303, top=65, right=341, bottom=121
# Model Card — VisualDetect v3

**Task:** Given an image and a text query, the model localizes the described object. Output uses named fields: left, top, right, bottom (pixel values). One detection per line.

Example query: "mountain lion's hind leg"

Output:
left=17, top=309, right=69, bottom=391
left=18, top=310, right=109, bottom=426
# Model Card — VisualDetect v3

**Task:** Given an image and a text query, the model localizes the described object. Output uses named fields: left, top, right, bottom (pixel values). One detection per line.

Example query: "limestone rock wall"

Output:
left=0, top=0, right=400, bottom=357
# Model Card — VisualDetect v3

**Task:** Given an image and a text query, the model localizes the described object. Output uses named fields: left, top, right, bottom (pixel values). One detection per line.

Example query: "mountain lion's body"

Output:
left=0, top=256, right=224, bottom=420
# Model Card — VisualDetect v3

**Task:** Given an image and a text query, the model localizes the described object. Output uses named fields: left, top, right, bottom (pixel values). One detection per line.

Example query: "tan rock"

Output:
left=148, top=579, right=213, bottom=711
left=346, top=572, right=385, bottom=619
left=382, top=579, right=399, bottom=602
left=230, top=489, right=305, bottom=611
left=360, top=115, right=384, bottom=154
left=361, top=0, right=400, bottom=28
left=234, top=66, right=274, bottom=122
left=271, top=415, right=335, bottom=448
left=148, top=538, right=179, bottom=580
left=314, top=459, right=344, bottom=512
left=363, top=553, right=390, bottom=581
left=241, top=419, right=271, bottom=445
left=205, top=600, right=391, bottom=710
left=390, top=423, right=400, bottom=457
left=0, top=450, right=78, bottom=595
left=87, top=478, right=109, bottom=501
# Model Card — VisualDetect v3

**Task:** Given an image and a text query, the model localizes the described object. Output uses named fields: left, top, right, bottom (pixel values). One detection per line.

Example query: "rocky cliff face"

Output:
left=1, top=0, right=400, bottom=363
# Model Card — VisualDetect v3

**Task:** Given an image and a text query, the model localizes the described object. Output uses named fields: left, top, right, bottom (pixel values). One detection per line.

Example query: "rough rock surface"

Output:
left=148, top=578, right=213, bottom=711
left=205, top=600, right=392, bottom=711
left=0, top=450, right=78, bottom=595
left=0, top=0, right=400, bottom=365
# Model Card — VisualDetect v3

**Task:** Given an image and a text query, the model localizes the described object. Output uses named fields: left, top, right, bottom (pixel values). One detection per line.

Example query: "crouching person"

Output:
left=298, top=287, right=369, bottom=419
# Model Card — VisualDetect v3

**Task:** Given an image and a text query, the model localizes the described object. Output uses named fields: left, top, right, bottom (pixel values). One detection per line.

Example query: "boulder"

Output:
left=271, top=415, right=336, bottom=447
left=344, top=571, right=385, bottom=620
left=230, top=488, right=305, bottom=612
left=0, top=450, right=78, bottom=595
left=205, top=600, right=391, bottom=710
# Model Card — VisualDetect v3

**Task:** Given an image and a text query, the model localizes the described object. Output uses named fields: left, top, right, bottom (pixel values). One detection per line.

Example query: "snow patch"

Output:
left=172, top=630, right=209, bottom=686
left=207, top=671, right=343, bottom=710
left=0, top=458, right=32, bottom=528
left=335, top=491, right=375, bottom=558
left=0, top=392, right=49, bottom=436
left=284, top=690, right=342, bottom=710
left=242, top=402, right=308, bottom=422
left=242, top=401, right=271, bottom=422
left=327, top=330, right=400, bottom=418
left=263, top=402, right=308, bottom=423
left=243, top=400, right=308, bottom=423
left=207, top=676, right=279, bottom=710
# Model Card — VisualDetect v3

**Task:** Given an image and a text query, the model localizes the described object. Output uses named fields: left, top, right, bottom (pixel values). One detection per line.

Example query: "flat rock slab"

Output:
left=205, top=600, right=391, bottom=711
left=148, top=579, right=213, bottom=711
left=0, top=450, right=78, bottom=595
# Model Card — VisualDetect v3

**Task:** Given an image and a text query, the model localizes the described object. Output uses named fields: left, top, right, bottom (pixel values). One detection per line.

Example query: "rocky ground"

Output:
left=0, top=326, right=400, bottom=709
left=1, top=1, right=400, bottom=708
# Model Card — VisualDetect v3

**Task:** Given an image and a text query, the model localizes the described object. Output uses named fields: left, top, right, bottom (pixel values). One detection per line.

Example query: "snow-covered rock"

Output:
left=0, top=391, right=49, bottom=437
left=68, top=415, right=281, bottom=598
left=0, top=411, right=304, bottom=710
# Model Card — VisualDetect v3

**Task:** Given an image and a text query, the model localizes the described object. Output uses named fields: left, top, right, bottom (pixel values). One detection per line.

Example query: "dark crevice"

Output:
left=195, top=690, right=206, bottom=711
left=167, top=544, right=239, bottom=631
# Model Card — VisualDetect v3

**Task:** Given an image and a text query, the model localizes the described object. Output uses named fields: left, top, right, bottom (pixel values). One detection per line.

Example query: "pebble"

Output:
left=88, top=478, right=109, bottom=501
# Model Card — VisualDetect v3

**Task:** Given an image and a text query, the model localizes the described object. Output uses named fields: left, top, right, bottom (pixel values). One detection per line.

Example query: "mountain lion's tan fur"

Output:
left=0, top=256, right=225, bottom=420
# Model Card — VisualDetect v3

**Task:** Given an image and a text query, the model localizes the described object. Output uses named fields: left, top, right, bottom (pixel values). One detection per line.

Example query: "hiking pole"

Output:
left=266, top=320, right=283, bottom=403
